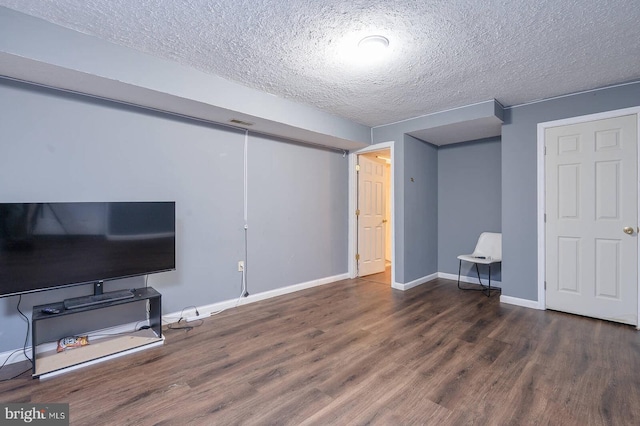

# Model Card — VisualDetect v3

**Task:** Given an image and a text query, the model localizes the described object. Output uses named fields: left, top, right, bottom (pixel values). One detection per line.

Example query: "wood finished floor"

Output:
left=2, top=275, right=640, bottom=425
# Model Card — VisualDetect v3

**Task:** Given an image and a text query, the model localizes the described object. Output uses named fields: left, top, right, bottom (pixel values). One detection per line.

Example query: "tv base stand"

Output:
left=32, top=287, right=162, bottom=378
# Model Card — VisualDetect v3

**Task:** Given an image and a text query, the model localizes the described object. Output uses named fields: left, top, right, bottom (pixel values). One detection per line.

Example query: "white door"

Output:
left=545, top=114, right=638, bottom=325
left=358, top=155, right=386, bottom=276
left=385, top=163, right=392, bottom=262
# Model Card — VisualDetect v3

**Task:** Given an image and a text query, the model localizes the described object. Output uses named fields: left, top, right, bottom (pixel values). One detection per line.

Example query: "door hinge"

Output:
left=544, top=281, right=547, bottom=290
left=544, top=146, right=547, bottom=155
left=355, top=209, right=360, bottom=216
left=544, top=213, right=547, bottom=223
left=355, top=253, right=360, bottom=261
left=356, top=164, right=360, bottom=172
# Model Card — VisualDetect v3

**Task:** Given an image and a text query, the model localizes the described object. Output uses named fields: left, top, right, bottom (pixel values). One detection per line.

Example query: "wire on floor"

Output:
left=0, top=348, right=32, bottom=381
left=166, top=305, right=203, bottom=332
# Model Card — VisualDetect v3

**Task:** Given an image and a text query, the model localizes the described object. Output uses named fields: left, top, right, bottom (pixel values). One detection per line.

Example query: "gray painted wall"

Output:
left=392, top=139, right=406, bottom=283
left=0, top=78, right=349, bottom=354
left=247, top=136, right=348, bottom=293
left=501, top=81, right=640, bottom=301
left=438, top=137, right=501, bottom=281
left=373, top=103, right=502, bottom=286
left=402, top=135, right=439, bottom=283
left=372, top=131, right=496, bottom=286
left=372, top=80, right=640, bottom=298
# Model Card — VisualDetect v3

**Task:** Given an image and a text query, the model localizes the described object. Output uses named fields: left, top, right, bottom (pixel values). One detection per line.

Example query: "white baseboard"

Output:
left=391, top=273, right=438, bottom=291
left=440, top=273, right=543, bottom=310
left=437, top=272, right=502, bottom=288
left=500, top=295, right=544, bottom=310
left=390, top=272, right=502, bottom=291
left=390, top=272, right=541, bottom=311
left=165, top=273, right=351, bottom=323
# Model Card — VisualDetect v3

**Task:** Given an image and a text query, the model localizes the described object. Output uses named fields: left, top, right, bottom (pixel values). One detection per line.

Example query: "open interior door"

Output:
left=357, top=155, right=386, bottom=277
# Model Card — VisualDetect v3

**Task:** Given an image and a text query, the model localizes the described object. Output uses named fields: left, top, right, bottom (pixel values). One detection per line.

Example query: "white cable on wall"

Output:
left=242, top=130, right=249, bottom=296
left=244, top=130, right=248, bottom=223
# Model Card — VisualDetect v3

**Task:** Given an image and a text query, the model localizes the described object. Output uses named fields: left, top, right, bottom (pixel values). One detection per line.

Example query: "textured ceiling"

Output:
left=1, top=0, right=639, bottom=127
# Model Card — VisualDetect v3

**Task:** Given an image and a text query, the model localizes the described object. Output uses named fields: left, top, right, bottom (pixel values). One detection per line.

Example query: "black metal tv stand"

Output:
left=32, top=287, right=162, bottom=378
left=64, top=289, right=135, bottom=310
left=62, top=281, right=134, bottom=310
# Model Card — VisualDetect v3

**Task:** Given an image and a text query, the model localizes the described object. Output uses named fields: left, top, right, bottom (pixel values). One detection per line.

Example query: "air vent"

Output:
left=229, top=119, right=254, bottom=126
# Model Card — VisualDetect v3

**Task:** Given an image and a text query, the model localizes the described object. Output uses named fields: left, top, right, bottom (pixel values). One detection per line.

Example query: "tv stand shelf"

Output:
left=32, top=287, right=162, bottom=378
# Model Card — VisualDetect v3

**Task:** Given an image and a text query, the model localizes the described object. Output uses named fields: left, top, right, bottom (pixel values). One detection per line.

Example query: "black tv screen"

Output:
left=0, top=202, right=175, bottom=297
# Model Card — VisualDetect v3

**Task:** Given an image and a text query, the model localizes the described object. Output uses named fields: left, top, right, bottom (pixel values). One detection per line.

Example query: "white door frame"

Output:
left=536, top=106, right=640, bottom=328
left=348, top=141, right=395, bottom=287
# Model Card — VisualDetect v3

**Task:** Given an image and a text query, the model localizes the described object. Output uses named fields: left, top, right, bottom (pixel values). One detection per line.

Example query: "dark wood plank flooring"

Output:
left=2, top=276, right=640, bottom=425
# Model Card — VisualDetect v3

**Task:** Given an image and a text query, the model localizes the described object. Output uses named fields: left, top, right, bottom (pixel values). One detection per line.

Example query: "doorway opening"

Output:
left=348, top=142, right=395, bottom=287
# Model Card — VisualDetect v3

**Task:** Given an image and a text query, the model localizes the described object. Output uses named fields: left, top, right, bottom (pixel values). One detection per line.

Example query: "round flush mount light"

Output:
left=358, top=35, right=390, bottom=51
left=337, top=32, right=392, bottom=67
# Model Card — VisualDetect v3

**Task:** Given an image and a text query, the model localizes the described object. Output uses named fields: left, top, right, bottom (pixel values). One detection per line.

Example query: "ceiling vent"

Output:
left=229, top=119, right=254, bottom=126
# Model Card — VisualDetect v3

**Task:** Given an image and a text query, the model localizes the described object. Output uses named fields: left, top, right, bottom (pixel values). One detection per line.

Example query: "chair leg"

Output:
left=475, top=263, right=483, bottom=286
left=474, top=264, right=493, bottom=297
left=459, top=261, right=485, bottom=293
left=458, top=261, right=499, bottom=296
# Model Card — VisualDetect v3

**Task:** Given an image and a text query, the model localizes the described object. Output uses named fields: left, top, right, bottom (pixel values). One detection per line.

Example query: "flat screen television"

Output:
left=0, top=202, right=175, bottom=304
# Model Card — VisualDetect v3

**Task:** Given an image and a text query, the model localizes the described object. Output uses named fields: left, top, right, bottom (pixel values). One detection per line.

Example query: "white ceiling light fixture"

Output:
left=358, top=35, right=390, bottom=51
left=351, top=34, right=391, bottom=66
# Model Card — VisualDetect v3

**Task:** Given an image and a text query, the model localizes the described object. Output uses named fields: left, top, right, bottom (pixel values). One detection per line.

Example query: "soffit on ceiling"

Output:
left=409, top=117, right=503, bottom=146
left=0, top=0, right=638, bottom=131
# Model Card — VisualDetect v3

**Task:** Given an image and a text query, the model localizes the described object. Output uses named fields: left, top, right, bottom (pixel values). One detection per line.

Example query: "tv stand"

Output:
left=64, top=289, right=134, bottom=310
left=32, top=287, right=162, bottom=378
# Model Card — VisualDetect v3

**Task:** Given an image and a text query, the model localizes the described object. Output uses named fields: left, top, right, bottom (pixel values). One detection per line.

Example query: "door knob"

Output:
left=382, top=219, right=388, bottom=223
left=623, top=226, right=634, bottom=235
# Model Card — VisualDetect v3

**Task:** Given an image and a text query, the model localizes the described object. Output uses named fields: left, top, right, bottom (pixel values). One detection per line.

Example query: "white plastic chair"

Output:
left=457, top=232, right=502, bottom=296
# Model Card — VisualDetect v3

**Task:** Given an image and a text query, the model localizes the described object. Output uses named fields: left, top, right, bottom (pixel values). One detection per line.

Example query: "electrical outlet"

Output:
left=238, top=261, right=244, bottom=272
